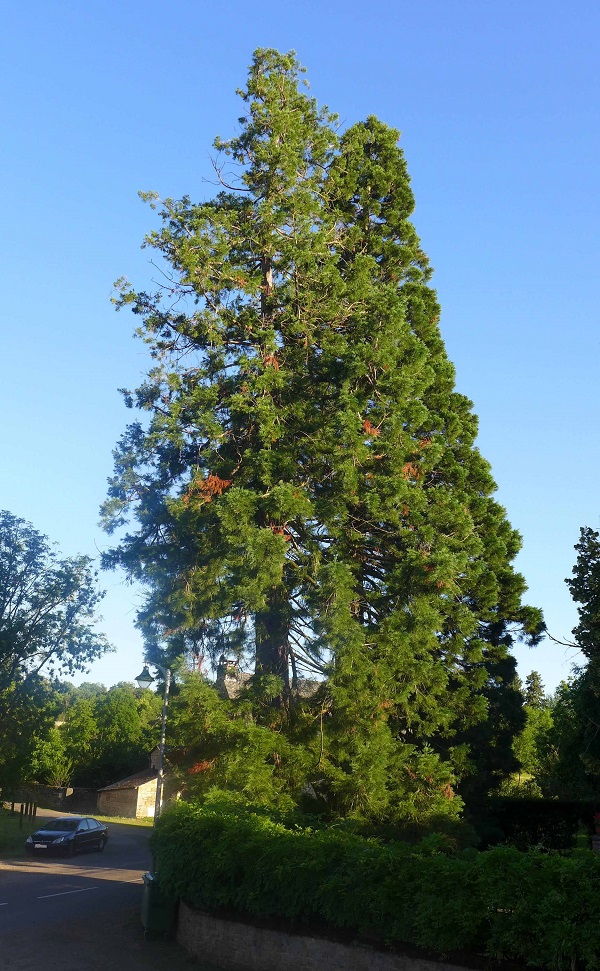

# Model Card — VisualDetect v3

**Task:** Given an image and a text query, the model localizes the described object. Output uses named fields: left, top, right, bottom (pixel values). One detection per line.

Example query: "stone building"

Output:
left=215, top=656, right=252, bottom=699
left=97, top=768, right=158, bottom=818
left=215, top=656, right=321, bottom=701
left=97, top=745, right=170, bottom=819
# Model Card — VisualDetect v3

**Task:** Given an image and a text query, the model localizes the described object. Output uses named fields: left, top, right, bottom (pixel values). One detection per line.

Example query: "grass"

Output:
left=95, top=814, right=153, bottom=828
left=0, top=806, right=32, bottom=858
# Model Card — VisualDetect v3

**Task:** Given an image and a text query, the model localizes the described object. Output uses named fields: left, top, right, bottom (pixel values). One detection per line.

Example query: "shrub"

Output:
left=151, top=800, right=600, bottom=970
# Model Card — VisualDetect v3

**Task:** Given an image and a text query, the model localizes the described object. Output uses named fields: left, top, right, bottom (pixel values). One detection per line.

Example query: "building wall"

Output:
left=97, top=779, right=158, bottom=818
left=135, top=780, right=158, bottom=817
left=97, top=788, right=139, bottom=818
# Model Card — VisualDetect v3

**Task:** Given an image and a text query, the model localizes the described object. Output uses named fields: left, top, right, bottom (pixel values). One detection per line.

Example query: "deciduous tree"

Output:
left=0, top=510, right=111, bottom=788
left=0, top=510, right=111, bottom=690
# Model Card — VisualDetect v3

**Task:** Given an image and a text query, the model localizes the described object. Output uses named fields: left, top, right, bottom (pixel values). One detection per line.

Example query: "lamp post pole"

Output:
left=153, top=665, right=171, bottom=822
left=135, top=663, right=172, bottom=823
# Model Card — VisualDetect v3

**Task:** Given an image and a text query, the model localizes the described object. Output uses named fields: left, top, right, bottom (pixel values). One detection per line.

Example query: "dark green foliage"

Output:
left=0, top=675, right=61, bottom=790
left=152, top=801, right=600, bottom=970
left=167, top=673, right=309, bottom=811
left=480, top=797, right=597, bottom=851
left=455, top=653, right=528, bottom=806
left=29, top=725, right=74, bottom=787
left=567, top=527, right=600, bottom=661
left=495, top=669, right=553, bottom=792
left=165, top=671, right=465, bottom=826
left=534, top=673, right=600, bottom=797
left=15, top=679, right=162, bottom=790
left=103, top=49, right=543, bottom=819
left=525, top=531, right=600, bottom=799
left=512, top=702, right=554, bottom=783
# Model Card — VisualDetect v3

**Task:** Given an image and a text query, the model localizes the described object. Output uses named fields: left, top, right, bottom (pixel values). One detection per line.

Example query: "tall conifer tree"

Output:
left=103, top=50, right=543, bottom=817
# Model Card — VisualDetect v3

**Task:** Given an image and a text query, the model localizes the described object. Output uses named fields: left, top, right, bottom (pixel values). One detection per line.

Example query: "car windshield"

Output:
left=42, top=819, right=80, bottom=832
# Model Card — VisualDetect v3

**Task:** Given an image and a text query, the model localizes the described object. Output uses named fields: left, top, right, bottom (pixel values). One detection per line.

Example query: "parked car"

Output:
left=25, top=816, right=109, bottom=856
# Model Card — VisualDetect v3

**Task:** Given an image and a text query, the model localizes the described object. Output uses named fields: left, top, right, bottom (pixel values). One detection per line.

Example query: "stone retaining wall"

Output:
left=7, top=784, right=97, bottom=813
left=177, top=902, right=471, bottom=971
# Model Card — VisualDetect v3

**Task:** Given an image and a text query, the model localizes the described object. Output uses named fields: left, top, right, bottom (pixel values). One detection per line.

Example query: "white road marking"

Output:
left=0, top=902, right=8, bottom=906
left=37, top=887, right=98, bottom=899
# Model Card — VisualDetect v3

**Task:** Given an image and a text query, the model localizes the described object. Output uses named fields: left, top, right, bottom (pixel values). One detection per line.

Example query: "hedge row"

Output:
left=151, top=801, right=600, bottom=970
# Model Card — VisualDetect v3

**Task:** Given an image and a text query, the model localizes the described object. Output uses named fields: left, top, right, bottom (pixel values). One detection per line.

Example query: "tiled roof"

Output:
left=98, top=769, right=158, bottom=792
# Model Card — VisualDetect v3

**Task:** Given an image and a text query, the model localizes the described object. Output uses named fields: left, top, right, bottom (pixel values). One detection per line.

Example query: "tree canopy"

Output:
left=0, top=510, right=112, bottom=788
left=528, top=528, right=600, bottom=797
left=567, top=527, right=600, bottom=662
left=0, top=510, right=111, bottom=688
left=102, top=49, right=543, bottom=820
left=0, top=511, right=110, bottom=711
left=57, top=682, right=162, bottom=787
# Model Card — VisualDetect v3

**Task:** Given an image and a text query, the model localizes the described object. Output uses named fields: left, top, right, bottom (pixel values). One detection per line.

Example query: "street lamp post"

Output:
left=135, top=663, right=172, bottom=822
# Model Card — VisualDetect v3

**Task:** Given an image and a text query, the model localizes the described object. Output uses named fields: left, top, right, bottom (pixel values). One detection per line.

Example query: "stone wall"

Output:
left=97, top=788, right=138, bottom=818
left=6, top=784, right=97, bottom=813
left=177, top=902, right=473, bottom=971
left=97, top=780, right=157, bottom=818
left=64, top=788, right=98, bottom=813
left=136, top=781, right=157, bottom=817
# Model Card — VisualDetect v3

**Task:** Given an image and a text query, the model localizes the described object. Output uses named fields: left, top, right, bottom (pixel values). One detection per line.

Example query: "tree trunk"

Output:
left=255, top=593, right=290, bottom=695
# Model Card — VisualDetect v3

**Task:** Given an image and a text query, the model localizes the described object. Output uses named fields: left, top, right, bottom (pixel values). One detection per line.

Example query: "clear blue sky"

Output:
left=1, top=0, right=598, bottom=692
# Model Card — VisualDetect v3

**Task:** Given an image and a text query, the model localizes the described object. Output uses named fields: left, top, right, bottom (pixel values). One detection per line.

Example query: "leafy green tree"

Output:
left=494, top=669, right=553, bottom=793
left=29, top=726, right=74, bottom=787
left=513, top=695, right=554, bottom=783
left=0, top=510, right=111, bottom=695
left=0, top=675, right=61, bottom=791
left=0, top=510, right=110, bottom=791
left=102, top=49, right=542, bottom=820
left=62, top=696, right=98, bottom=766
left=70, top=682, right=108, bottom=700
left=532, top=675, right=594, bottom=797
left=61, top=682, right=162, bottom=787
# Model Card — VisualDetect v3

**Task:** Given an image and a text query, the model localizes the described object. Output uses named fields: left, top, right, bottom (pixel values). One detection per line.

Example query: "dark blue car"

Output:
left=25, top=816, right=109, bottom=856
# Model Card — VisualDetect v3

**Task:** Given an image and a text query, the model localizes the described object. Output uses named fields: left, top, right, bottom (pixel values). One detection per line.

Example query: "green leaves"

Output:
left=104, top=48, right=542, bottom=819
left=152, top=802, right=600, bottom=970
left=568, top=526, right=600, bottom=661
left=0, top=510, right=111, bottom=686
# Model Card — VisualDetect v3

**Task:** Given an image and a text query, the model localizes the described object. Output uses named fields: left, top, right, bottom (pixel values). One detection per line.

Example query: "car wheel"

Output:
left=97, top=837, right=106, bottom=853
left=66, top=841, right=75, bottom=858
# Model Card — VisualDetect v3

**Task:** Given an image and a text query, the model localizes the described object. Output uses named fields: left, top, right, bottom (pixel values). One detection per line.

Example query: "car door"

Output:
left=75, top=818, right=91, bottom=851
left=87, top=818, right=103, bottom=848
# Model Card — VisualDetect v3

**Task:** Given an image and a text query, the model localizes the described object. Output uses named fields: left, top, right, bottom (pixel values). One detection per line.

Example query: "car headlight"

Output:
left=53, top=836, right=66, bottom=844
left=25, top=836, right=33, bottom=844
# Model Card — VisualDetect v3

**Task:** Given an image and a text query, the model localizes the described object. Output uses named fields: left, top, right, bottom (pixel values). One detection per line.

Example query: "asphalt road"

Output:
left=0, top=809, right=219, bottom=970
left=0, top=809, right=153, bottom=934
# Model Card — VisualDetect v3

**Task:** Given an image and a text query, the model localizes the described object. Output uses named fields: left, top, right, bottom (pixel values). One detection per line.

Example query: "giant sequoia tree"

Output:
left=103, top=50, right=543, bottom=818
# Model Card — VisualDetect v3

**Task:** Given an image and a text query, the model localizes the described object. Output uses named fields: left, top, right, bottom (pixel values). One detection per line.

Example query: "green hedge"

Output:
left=151, top=801, right=600, bottom=970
